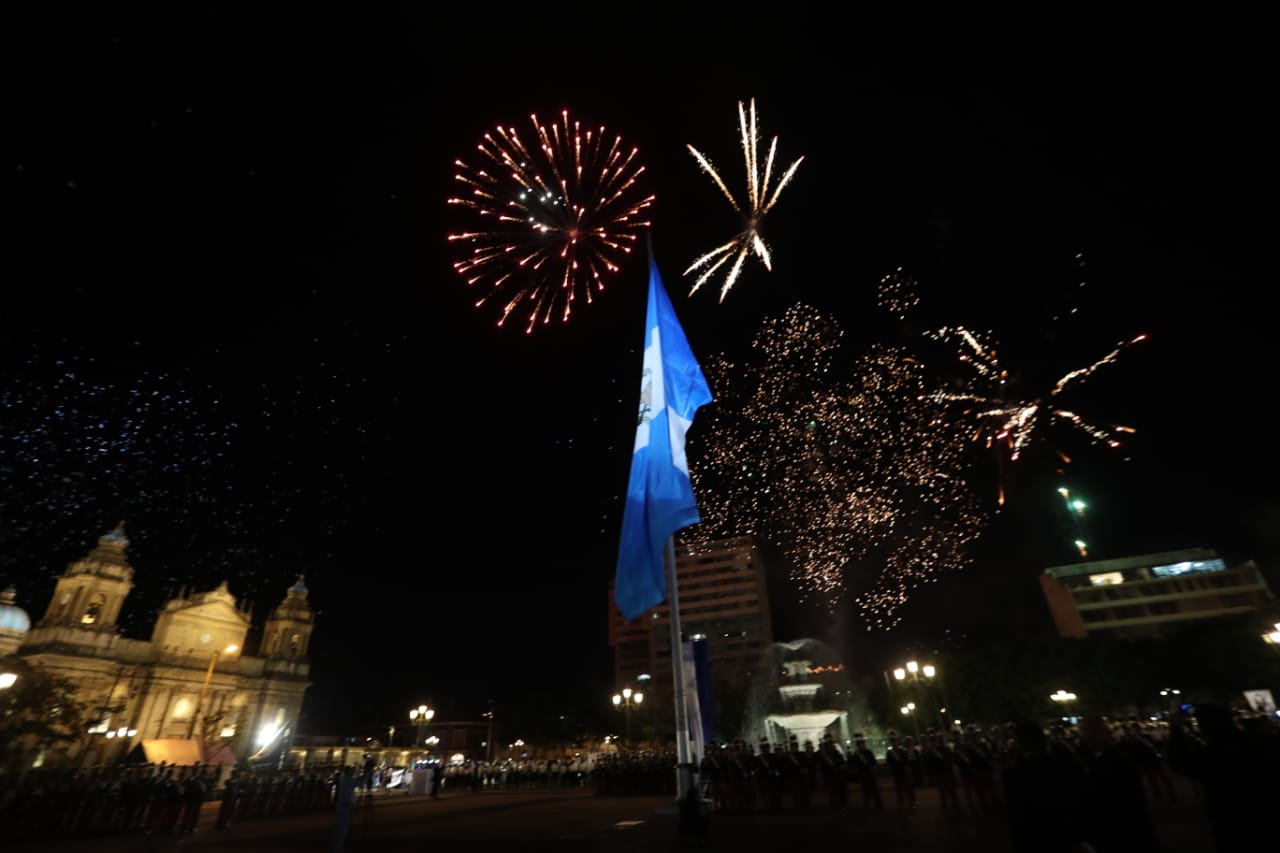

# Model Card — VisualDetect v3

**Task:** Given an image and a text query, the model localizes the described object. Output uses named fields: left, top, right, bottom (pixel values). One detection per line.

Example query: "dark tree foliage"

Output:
left=0, top=656, right=103, bottom=768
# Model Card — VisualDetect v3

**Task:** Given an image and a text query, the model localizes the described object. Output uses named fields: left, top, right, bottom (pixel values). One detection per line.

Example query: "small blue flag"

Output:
left=614, top=248, right=713, bottom=622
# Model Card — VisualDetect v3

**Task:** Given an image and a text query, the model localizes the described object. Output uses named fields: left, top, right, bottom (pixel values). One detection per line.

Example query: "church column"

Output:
left=144, top=687, right=175, bottom=739
left=67, top=586, right=86, bottom=622
left=104, top=593, right=127, bottom=626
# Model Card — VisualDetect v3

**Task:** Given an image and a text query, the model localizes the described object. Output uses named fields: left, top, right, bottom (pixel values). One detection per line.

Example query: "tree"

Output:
left=0, top=656, right=103, bottom=771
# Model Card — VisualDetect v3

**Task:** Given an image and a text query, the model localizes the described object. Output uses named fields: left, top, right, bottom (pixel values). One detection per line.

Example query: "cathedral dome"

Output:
left=0, top=586, right=31, bottom=634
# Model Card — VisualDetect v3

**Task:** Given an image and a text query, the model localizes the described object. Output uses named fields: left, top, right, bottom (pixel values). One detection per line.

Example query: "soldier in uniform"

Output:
left=783, top=736, right=810, bottom=811
left=754, top=739, right=783, bottom=813
left=817, top=734, right=847, bottom=810
left=699, top=740, right=725, bottom=812
left=179, top=768, right=207, bottom=833
left=851, top=734, right=884, bottom=810
left=216, top=769, right=241, bottom=831
left=922, top=732, right=961, bottom=813
left=958, top=727, right=998, bottom=813
left=156, top=768, right=184, bottom=834
left=730, top=740, right=756, bottom=813
left=885, top=730, right=916, bottom=811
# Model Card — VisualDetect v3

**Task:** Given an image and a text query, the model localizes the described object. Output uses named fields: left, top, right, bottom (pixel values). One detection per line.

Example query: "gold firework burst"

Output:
left=685, top=98, right=804, bottom=302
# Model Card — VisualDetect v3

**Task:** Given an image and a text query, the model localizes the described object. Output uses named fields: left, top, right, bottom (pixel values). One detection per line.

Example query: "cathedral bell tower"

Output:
left=261, top=575, right=314, bottom=660
left=39, top=522, right=135, bottom=631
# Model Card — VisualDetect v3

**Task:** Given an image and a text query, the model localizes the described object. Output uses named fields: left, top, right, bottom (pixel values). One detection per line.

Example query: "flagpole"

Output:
left=665, top=536, right=695, bottom=802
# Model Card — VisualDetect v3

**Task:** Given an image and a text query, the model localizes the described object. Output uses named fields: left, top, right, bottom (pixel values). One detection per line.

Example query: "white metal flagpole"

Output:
left=664, top=536, right=696, bottom=802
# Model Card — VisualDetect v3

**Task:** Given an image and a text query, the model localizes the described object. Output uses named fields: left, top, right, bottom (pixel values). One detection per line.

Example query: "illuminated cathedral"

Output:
left=0, top=524, right=313, bottom=768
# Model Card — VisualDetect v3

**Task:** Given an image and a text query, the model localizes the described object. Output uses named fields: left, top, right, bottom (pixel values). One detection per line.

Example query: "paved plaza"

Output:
left=5, top=775, right=1216, bottom=853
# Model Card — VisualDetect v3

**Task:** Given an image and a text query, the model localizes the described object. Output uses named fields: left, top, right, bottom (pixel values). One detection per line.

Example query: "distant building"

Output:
left=2, top=524, right=314, bottom=768
left=609, top=535, right=774, bottom=692
left=1040, top=547, right=1274, bottom=639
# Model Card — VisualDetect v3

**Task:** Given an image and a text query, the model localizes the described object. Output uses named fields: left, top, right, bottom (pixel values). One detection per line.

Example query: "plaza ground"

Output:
left=5, top=774, right=1216, bottom=853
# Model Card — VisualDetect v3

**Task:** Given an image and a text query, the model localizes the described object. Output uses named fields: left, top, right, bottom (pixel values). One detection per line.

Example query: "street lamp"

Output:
left=409, top=705, right=434, bottom=747
left=1050, top=689, right=1078, bottom=720
left=0, top=672, right=16, bottom=690
left=894, top=660, right=944, bottom=730
left=612, top=687, right=644, bottom=746
left=483, top=701, right=495, bottom=763
left=187, top=644, right=238, bottom=739
left=899, top=702, right=920, bottom=738
left=1263, top=623, right=1280, bottom=645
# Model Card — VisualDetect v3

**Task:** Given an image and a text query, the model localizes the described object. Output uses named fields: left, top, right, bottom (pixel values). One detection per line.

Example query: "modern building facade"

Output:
left=2, top=524, right=314, bottom=768
left=1040, top=547, right=1275, bottom=639
left=609, top=534, right=774, bottom=693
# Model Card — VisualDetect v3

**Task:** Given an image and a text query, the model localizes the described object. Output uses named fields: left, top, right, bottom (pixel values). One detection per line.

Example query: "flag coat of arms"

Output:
left=613, top=250, right=713, bottom=622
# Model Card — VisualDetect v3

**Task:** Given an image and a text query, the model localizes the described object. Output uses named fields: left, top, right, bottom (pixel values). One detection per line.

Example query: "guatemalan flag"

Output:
left=613, top=247, right=713, bottom=623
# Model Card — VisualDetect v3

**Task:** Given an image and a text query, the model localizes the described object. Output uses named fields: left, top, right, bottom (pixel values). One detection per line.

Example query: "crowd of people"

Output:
left=1, top=706, right=1275, bottom=850
left=0, top=752, right=609, bottom=843
left=670, top=701, right=1269, bottom=850
left=0, top=762, right=216, bottom=841
left=603, top=708, right=1280, bottom=852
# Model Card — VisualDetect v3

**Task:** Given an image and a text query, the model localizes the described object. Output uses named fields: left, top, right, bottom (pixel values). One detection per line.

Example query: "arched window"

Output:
left=81, top=592, right=106, bottom=624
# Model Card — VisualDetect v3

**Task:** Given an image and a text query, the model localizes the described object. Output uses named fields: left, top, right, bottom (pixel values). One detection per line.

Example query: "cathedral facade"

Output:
left=0, top=524, right=314, bottom=768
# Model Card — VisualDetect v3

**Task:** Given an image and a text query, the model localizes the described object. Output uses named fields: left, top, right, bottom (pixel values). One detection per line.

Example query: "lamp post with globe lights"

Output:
left=1050, top=689, right=1078, bottom=721
left=1159, top=688, right=1183, bottom=716
left=894, top=660, right=945, bottom=730
left=899, top=701, right=920, bottom=738
left=612, top=687, right=644, bottom=746
left=409, top=705, right=434, bottom=748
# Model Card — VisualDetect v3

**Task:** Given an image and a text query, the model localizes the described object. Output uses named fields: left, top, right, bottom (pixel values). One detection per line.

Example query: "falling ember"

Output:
left=877, top=267, right=921, bottom=321
left=684, top=98, right=804, bottom=302
left=447, top=109, right=654, bottom=334
left=686, top=304, right=988, bottom=630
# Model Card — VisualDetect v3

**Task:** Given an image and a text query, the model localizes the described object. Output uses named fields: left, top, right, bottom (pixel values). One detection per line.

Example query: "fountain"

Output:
left=739, top=638, right=888, bottom=754
left=766, top=658, right=847, bottom=748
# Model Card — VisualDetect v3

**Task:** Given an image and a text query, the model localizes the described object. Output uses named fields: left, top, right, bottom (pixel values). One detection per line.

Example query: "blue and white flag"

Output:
left=614, top=249, right=713, bottom=622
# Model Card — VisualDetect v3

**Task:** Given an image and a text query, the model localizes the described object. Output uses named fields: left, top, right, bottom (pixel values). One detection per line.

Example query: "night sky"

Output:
left=4, top=10, right=1274, bottom=738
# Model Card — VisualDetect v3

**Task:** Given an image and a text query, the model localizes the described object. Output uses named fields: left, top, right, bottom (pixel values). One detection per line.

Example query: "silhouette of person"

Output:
left=328, top=766, right=358, bottom=853
left=1167, top=703, right=1280, bottom=852
left=1001, top=721, right=1085, bottom=853
left=1076, top=715, right=1161, bottom=853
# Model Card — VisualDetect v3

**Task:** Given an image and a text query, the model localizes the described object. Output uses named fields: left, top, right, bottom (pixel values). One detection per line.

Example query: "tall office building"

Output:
left=1040, top=547, right=1274, bottom=639
left=609, top=535, right=774, bottom=693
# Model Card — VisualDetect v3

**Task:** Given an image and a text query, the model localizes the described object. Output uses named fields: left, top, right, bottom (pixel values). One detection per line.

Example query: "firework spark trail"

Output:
left=447, top=110, right=654, bottom=333
left=930, top=328, right=1147, bottom=464
left=688, top=305, right=987, bottom=629
left=685, top=98, right=804, bottom=302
